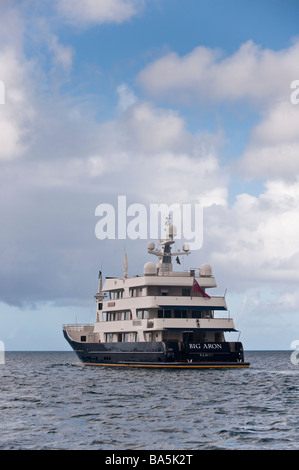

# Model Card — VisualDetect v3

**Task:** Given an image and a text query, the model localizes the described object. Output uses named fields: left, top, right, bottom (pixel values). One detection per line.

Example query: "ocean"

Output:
left=0, top=351, right=298, bottom=451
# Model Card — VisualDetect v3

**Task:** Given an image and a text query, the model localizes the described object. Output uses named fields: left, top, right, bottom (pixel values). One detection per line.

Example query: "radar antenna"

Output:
left=147, top=215, right=190, bottom=274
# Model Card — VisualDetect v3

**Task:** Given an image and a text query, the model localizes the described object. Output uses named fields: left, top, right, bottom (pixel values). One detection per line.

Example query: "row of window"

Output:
left=157, top=309, right=211, bottom=319
left=107, top=287, right=194, bottom=300
left=102, top=309, right=149, bottom=321
left=109, top=287, right=144, bottom=300
left=104, top=331, right=158, bottom=342
left=100, top=309, right=213, bottom=322
left=104, top=332, right=139, bottom=342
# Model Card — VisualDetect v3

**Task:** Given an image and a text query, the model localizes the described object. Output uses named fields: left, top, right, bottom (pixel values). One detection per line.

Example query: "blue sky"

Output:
left=1, top=0, right=299, bottom=351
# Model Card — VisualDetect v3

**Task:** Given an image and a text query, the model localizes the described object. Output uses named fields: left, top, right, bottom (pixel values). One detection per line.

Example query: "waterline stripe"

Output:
left=82, top=362, right=250, bottom=369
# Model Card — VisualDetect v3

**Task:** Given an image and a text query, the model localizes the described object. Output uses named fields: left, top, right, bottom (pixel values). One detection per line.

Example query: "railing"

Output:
left=145, top=317, right=235, bottom=331
left=63, top=324, right=94, bottom=332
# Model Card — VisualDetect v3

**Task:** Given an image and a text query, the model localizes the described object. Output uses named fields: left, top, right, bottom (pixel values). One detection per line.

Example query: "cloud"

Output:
left=82, top=100, right=228, bottom=205
left=137, top=40, right=299, bottom=184
left=205, top=178, right=299, bottom=288
left=0, top=47, right=35, bottom=160
left=137, top=40, right=299, bottom=106
left=239, top=101, right=299, bottom=180
left=0, top=80, right=228, bottom=306
left=47, top=33, right=74, bottom=72
left=56, top=0, right=144, bottom=27
left=116, top=83, right=138, bottom=112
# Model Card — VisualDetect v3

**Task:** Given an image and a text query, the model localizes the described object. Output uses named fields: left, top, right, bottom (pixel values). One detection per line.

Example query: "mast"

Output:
left=147, top=216, right=190, bottom=275
left=94, top=270, right=106, bottom=301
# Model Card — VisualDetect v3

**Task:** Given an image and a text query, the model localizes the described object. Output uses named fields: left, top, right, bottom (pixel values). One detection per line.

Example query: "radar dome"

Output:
left=147, top=242, right=155, bottom=251
left=182, top=243, right=190, bottom=252
left=200, top=263, right=212, bottom=277
left=144, top=262, right=157, bottom=276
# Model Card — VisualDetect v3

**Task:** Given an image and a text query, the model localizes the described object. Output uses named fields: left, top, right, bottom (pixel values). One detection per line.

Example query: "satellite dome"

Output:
left=199, top=263, right=212, bottom=277
left=144, top=262, right=158, bottom=276
left=147, top=242, right=155, bottom=251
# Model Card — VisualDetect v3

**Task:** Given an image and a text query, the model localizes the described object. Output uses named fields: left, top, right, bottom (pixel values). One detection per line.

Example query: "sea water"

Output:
left=0, top=351, right=298, bottom=450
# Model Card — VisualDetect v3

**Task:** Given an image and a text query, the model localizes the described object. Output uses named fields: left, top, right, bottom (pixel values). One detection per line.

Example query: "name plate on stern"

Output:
left=186, top=342, right=230, bottom=352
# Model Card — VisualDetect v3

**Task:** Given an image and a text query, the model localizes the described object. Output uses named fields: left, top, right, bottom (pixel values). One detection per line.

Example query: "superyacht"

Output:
left=63, top=221, right=249, bottom=368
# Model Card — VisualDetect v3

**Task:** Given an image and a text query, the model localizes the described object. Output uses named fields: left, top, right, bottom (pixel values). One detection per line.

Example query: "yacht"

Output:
left=63, top=221, right=249, bottom=368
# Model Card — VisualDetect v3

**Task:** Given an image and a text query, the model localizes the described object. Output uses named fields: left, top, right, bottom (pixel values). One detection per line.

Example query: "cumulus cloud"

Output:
left=137, top=40, right=299, bottom=184
left=205, top=179, right=299, bottom=288
left=57, top=0, right=144, bottom=27
left=0, top=73, right=227, bottom=306
left=0, top=47, right=35, bottom=160
left=239, top=101, right=299, bottom=180
left=137, top=40, right=299, bottom=106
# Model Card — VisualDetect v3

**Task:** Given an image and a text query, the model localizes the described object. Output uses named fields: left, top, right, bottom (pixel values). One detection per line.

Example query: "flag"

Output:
left=192, top=279, right=210, bottom=298
left=176, top=256, right=180, bottom=264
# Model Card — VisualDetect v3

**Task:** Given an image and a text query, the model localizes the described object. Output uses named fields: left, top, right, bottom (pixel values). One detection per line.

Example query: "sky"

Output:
left=1, top=0, right=299, bottom=351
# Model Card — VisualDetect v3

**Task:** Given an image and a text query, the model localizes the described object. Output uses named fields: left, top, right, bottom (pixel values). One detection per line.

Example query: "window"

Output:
left=130, top=288, right=143, bottom=297
left=114, top=332, right=138, bottom=342
left=144, top=332, right=153, bottom=342
left=80, top=336, right=86, bottom=342
left=105, top=333, right=114, bottom=342
left=110, top=290, right=123, bottom=300
left=192, top=311, right=201, bottom=318
left=124, top=311, right=131, bottom=320
left=164, top=310, right=171, bottom=318
left=157, top=309, right=176, bottom=318
left=182, top=288, right=191, bottom=296
left=137, top=309, right=149, bottom=319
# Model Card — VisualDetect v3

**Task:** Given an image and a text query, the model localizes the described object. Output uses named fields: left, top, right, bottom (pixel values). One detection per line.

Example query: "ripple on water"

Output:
left=0, top=351, right=299, bottom=450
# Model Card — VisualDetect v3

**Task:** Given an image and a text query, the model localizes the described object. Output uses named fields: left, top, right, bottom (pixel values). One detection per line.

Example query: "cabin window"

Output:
left=98, top=302, right=103, bottom=310
left=182, top=288, right=191, bottom=296
left=157, top=309, right=172, bottom=318
left=123, top=332, right=135, bottom=342
left=174, top=310, right=188, bottom=318
left=161, top=289, right=168, bottom=296
left=130, top=287, right=143, bottom=297
left=115, top=332, right=138, bottom=342
left=136, top=309, right=149, bottom=319
left=110, top=290, right=123, bottom=300
left=80, top=336, right=86, bottom=342
left=144, top=332, right=153, bottom=342
left=192, top=311, right=201, bottom=318
left=124, top=311, right=132, bottom=320
left=105, top=333, right=114, bottom=342
left=130, top=288, right=136, bottom=297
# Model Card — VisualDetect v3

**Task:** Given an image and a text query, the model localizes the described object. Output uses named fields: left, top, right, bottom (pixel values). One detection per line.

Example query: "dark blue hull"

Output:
left=63, top=329, right=249, bottom=368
